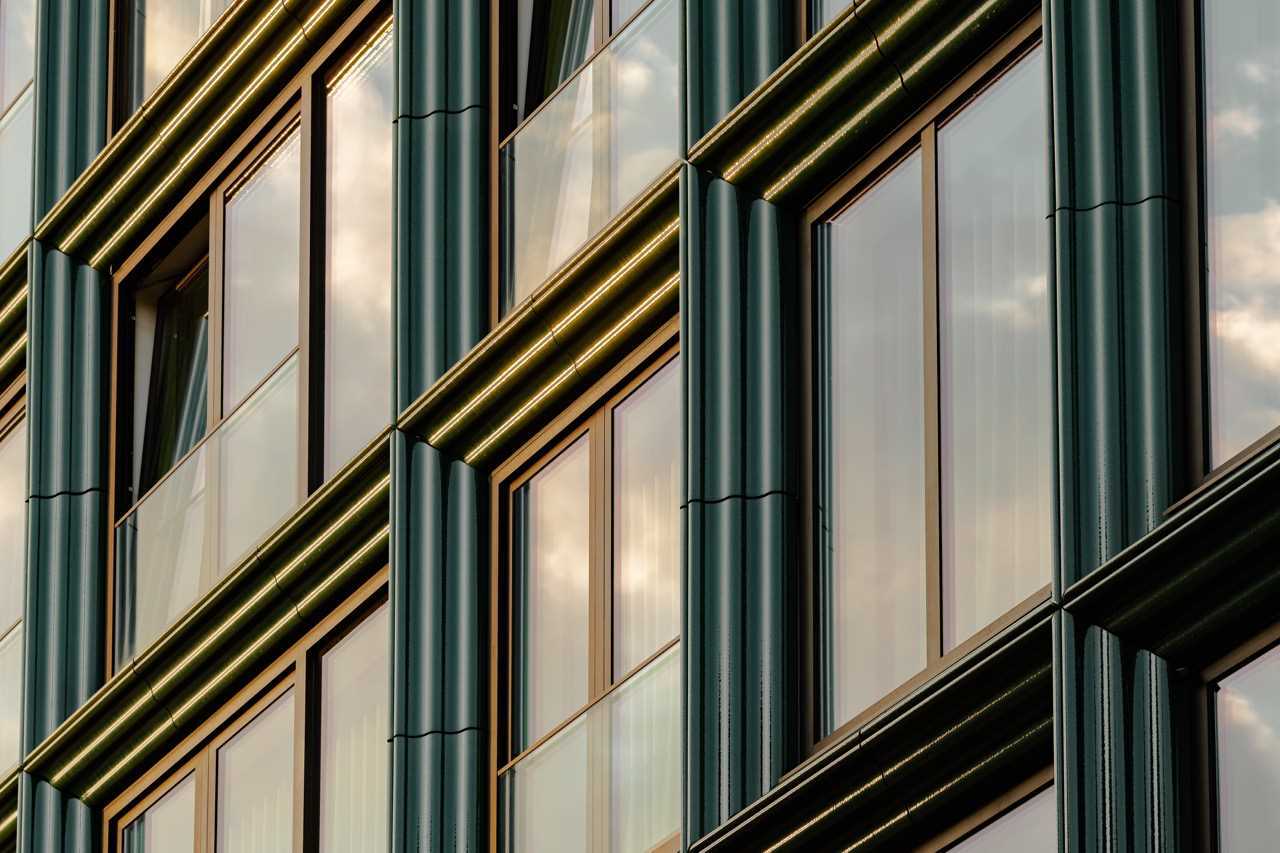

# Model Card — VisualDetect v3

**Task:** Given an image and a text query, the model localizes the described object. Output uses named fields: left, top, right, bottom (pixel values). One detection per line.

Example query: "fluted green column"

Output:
left=1048, top=0, right=1185, bottom=588
left=1055, top=611, right=1191, bottom=852
left=685, top=0, right=791, bottom=142
left=681, top=164, right=800, bottom=842
left=19, top=2, right=110, bottom=853
left=389, top=1, right=488, bottom=850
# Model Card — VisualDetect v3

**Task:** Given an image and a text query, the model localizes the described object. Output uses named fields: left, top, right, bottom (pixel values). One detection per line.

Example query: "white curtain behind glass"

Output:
left=217, top=692, right=294, bottom=853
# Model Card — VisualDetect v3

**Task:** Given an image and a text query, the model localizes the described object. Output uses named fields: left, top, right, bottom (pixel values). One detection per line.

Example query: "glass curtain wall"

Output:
left=0, top=418, right=26, bottom=773
left=0, top=0, right=37, bottom=258
left=217, top=692, right=294, bottom=853
left=121, top=774, right=197, bottom=853
left=817, top=45, right=1049, bottom=738
left=1203, top=0, right=1280, bottom=466
left=945, top=787, right=1056, bottom=852
left=127, top=0, right=233, bottom=112
left=1215, top=645, right=1280, bottom=849
left=500, top=358, right=681, bottom=853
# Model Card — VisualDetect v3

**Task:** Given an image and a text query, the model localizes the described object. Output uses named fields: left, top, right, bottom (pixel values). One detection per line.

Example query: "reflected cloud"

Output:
left=1212, top=106, right=1264, bottom=142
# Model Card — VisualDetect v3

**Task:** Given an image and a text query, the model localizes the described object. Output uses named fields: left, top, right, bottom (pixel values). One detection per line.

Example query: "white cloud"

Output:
left=1214, top=200, right=1280, bottom=288
left=1211, top=106, right=1264, bottom=142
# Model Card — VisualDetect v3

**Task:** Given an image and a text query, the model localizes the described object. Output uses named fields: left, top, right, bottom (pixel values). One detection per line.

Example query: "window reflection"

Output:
left=0, top=624, right=21, bottom=773
left=938, top=46, right=1050, bottom=650
left=0, top=84, right=33, bottom=258
left=122, top=774, right=197, bottom=853
left=325, top=28, right=393, bottom=477
left=512, top=0, right=597, bottom=127
left=217, top=692, right=294, bottom=853
left=223, top=127, right=301, bottom=411
left=128, top=0, right=232, bottom=111
left=1204, top=0, right=1280, bottom=465
left=612, top=360, right=680, bottom=677
left=514, top=436, right=592, bottom=748
left=1, top=0, right=37, bottom=112
left=0, top=419, right=26, bottom=631
left=818, top=152, right=928, bottom=734
left=946, top=787, right=1055, bottom=852
left=1217, top=645, right=1280, bottom=850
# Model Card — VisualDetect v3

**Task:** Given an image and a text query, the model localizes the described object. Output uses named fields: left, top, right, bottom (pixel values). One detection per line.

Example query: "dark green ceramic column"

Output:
left=1048, top=0, right=1185, bottom=588
left=19, top=2, right=110, bottom=853
left=681, top=165, right=800, bottom=842
left=389, top=1, right=488, bottom=850
left=1055, top=612, right=1191, bottom=851
left=685, top=0, right=791, bottom=141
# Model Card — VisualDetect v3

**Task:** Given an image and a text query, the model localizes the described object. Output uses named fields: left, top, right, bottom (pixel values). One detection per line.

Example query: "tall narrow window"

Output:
left=1203, top=0, right=1280, bottom=466
left=499, top=353, right=681, bottom=853
left=126, top=0, right=233, bottom=113
left=814, top=42, right=1048, bottom=740
left=0, top=0, right=36, bottom=258
left=121, top=774, right=197, bottom=853
left=216, top=691, right=294, bottom=853
left=945, top=787, right=1056, bottom=852
left=1214, top=644, right=1280, bottom=849
left=320, top=604, right=390, bottom=853
left=325, top=27, right=394, bottom=477
left=0, top=416, right=26, bottom=773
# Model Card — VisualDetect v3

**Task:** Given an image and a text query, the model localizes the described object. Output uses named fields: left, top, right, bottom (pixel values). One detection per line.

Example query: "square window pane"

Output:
left=939, top=46, right=1050, bottom=651
left=612, top=359, right=680, bottom=677
left=1217, top=645, right=1280, bottom=850
left=217, top=691, right=294, bottom=853
left=818, top=152, right=928, bottom=735
left=223, top=127, right=301, bottom=411
left=1203, top=0, right=1280, bottom=465
left=122, top=774, right=196, bottom=853
left=325, top=28, right=393, bottom=478
left=514, top=435, right=592, bottom=749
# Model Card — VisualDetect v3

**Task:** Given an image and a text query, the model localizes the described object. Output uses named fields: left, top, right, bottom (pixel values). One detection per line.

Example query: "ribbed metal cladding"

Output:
left=682, top=164, right=800, bottom=843
left=20, top=2, right=111, bottom=850
left=685, top=0, right=792, bottom=145
left=390, top=0, right=488, bottom=850
left=1047, top=0, right=1186, bottom=590
left=1054, top=611, right=1191, bottom=853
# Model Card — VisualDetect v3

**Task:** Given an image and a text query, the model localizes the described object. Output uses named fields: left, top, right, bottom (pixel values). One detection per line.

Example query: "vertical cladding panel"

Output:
left=390, top=1, right=488, bottom=845
left=1048, top=0, right=1185, bottom=588
left=1055, top=612, right=1189, bottom=853
left=683, top=165, right=798, bottom=843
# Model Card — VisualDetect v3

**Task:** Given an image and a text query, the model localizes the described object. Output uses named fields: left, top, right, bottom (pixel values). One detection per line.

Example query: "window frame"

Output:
left=100, top=567, right=389, bottom=853
left=487, top=316, right=680, bottom=852
left=797, top=12, right=1049, bottom=758
left=103, top=1, right=393, bottom=679
left=912, top=767, right=1054, bottom=852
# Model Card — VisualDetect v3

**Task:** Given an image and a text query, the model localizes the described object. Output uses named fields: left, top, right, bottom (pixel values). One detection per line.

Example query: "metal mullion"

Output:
left=299, top=75, right=322, bottom=499
left=196, top=754, right=213, bottom=853
left=601, top=403, right=616, bottom=686
left=291, top=648, right=310, bottom=853
left=921, top=123, right=943, bottom=666
left=588, top=411, right=608, bottom=699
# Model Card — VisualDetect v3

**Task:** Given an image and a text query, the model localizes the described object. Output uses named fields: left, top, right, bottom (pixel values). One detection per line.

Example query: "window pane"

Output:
left=325, top=28, right=393, bottom=477
left=122, top=774, right=196, bottom=853
left=819, top=153, right=927, bottom=734
left=946, top=787, right=1056, bottom=852
left=217, top=691, right=294, bottom=853
left=223, top=128, right=301, bottom=411
left=938, top=47, right=1050, bottom=651
left=612, top=359, right=680, bottom=677
left=514, top=436, right=591, bottom=749
left=321, top=604, right=389, bottom=853
left=1204, top=0, right=1280, bottom=465
left=500, top=0, right=680, bottom=312
left=0, top=419, right=26, bottom=630
left=611, top=0, right=646, bottom=29
left=1217, top=645, right=1280, bottom=849
left=129, top=0, right=233, bottom=111
left=811, top=0, right=850, bottom=32
left=512, top=0, right=596, bottom=126
left=499, top=646, right=680, bottom=853
left=0, top=84, right=34, bottom=258
left=0, top=624, right=21, bottom=773
left=1, top=0, right=36, bottom=113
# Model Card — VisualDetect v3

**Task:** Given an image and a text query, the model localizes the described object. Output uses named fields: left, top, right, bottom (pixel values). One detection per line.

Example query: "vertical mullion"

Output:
left=202, top=751, right=216, bottom=853
left=292, top=653, right=309, bottom=853
left=207, top=188, right=227, bottom=582
left=601, top=404, right=615, bottom=687
left=921, top=124, right=943, bottom=665
left=588, top=413, right=608, bottom=699
left=298, top=78, right=320, bottom=498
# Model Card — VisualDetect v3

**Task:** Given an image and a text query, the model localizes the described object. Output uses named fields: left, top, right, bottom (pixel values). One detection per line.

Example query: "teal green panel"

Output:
left=17, top=775, right=96, bottom=853
left=393, top=0, right=486, bottom=118
left=685, top=0, right=791, bottom=146
left=1054, top=611, right=1190, bottom=853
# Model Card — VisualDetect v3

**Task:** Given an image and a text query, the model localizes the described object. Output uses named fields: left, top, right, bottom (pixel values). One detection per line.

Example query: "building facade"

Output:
left=0, top=0, right=1277, bottom=850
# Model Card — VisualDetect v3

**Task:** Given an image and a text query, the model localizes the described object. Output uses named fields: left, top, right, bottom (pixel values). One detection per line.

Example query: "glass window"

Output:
left=121, top=774, right=197, bottom=853
left=127, top=0, right=233, bottom=112
left=0, top=0, right=36, bottom=258
left=217, top=691, right=294, bottom=853
left=810, top=0, right=850, bottom=32
left=1215, top=644, right=1280, bottom=849
left=945, top=787, right=1056, bottom=852
left=0, top=418, right=26, bottom=774
left=816, top=45, right=1048, bottom=739
left=222, top=126, right=301, bottom=411
left=499, top=0, right=680, bottom=313
left=320, top=604, right=389, bottom=853
left=512, top=0, right=596, bottom=126
left=938, top=47, right=1050, bottom=651
left=501, top=354, right=681, bottom=853
left=325, top=28, right=393, bottom=477
left=1203, top=0, right=1280, bottom=466
left=817, top=153, right=928, bottom=733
